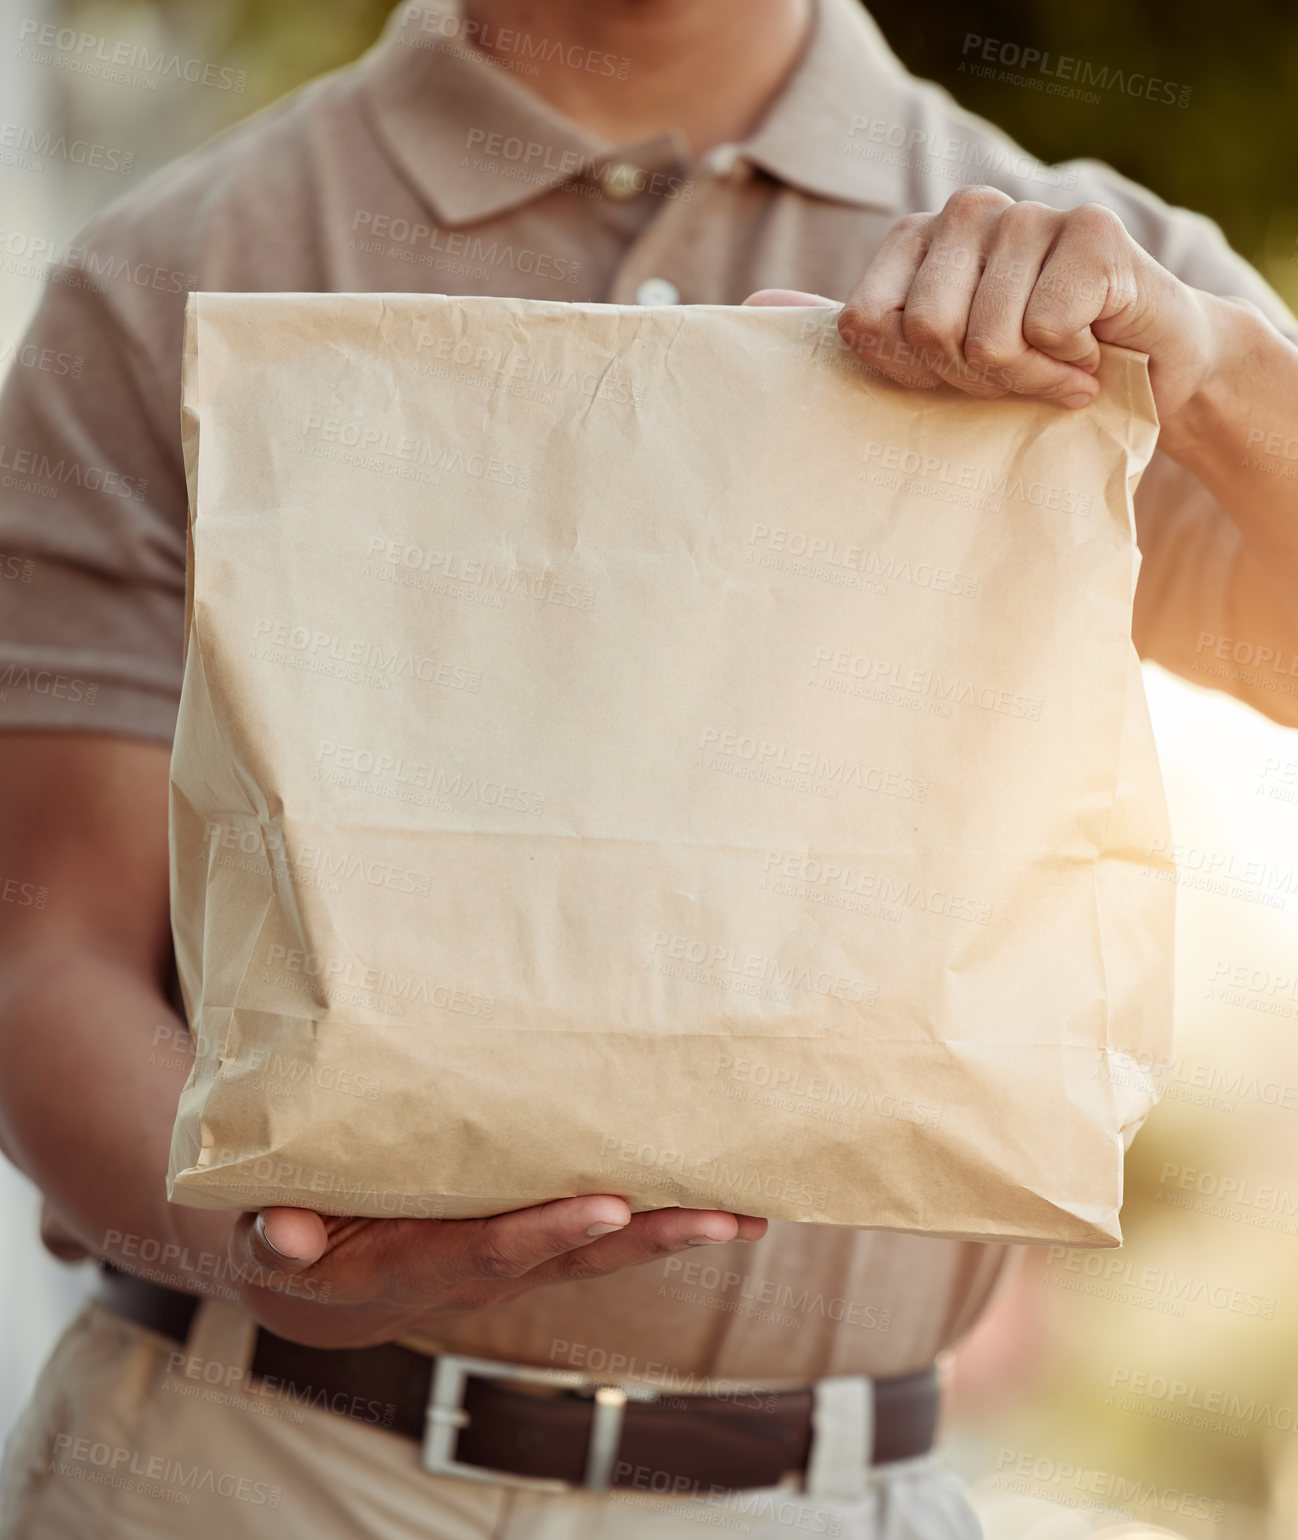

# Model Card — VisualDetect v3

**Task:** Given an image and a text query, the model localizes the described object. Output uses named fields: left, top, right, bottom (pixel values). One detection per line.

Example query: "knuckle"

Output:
left=963, top=331, right=1018, bottom=371
left=638, top=1231, right=686, bottom=1261
left=839, top=300, right=886, bottom=342
left=472, top=1237, right=530, bottom=1281
left=1069, top=201, right=1122, bottom=238
left=550, top=1246, right=612, bottom=1284
left=893, top=210, right=934, bottom=238
left=944, top=184, right=1011, bottom=220
left=1222, top=294, right=1267, bottom=326
left=900, top=304, right=955, bottom=357
left=997, top=199, right=1055, bottom=236
left=1021, top=310, right=1074, bottom=350
left=1000, top=196, right=1048, bottom=219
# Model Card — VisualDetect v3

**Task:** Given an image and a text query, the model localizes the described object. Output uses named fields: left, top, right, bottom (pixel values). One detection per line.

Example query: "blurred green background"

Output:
left=867, top=0, right=1298, bottom=309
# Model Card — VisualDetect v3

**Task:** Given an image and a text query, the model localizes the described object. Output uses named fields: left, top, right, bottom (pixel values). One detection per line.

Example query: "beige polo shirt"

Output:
left=4, top=0, right=1297, bottom=1385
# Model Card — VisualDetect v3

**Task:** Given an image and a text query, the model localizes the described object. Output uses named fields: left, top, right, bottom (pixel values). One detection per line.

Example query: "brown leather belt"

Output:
left=97, top=1262, right=939, bottom=1493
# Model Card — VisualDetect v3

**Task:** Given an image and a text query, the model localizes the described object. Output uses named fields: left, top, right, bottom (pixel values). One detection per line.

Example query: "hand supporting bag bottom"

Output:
left=167, top=293, right=1174, bottom=1244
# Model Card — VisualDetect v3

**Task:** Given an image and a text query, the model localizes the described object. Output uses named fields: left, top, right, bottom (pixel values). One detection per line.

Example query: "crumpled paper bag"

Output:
left=166, top=292, right=1174, bottom=1245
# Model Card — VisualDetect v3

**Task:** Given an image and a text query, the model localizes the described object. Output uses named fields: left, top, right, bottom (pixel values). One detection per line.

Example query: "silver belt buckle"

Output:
left=422, top=1352, right=658, bottom=1493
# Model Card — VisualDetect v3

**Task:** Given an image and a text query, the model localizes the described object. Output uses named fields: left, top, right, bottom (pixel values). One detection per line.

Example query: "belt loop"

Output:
left=165, top=1295, right=258, bottom=1382
left=805, top=1374, right=873, bottom=1501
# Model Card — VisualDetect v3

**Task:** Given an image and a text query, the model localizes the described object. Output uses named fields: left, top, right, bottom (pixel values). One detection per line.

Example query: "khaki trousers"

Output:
left=1, top=1298, right=982, bottom=1539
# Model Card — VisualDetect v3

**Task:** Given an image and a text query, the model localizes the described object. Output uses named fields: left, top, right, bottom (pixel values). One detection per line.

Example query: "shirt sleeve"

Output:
left=0, top=197, right=194, bottom=743
left=1057, top=156, right=1298, bottom=727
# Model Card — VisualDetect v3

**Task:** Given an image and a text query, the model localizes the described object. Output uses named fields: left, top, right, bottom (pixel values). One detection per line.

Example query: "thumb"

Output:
left=742, top=289, right=838, bottom=307
left=245, top=1206, right=329, bottom=1272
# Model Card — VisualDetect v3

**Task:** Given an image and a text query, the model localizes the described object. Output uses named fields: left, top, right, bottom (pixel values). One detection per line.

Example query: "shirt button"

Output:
left=635, top=277, right=681, bottom=307
left=703, top=143, right=741, bottom=177
left=601, top=162, right=643, bottom=200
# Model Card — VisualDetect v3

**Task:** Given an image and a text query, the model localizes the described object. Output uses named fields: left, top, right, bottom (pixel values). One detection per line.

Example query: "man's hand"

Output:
left=746, top=184, right=1244, bottom=444
left=747, top=186, right=1298, bottom=727
left=231, top=1199, right=767, bottom=1349
left=0, top=733, right=768, bottom=1354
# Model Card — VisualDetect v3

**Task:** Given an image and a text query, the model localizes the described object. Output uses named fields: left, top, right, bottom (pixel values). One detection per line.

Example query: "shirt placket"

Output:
left=603, top=145, right=750, bottom=307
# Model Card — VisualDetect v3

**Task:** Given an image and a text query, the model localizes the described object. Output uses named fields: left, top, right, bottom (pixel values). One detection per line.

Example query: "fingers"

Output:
left=521, top=1207, right=766, bottom=1290
left=226, top=1197, right=771, bottom=1342
left=234, top=1194, right=759, bottom=1308
left=840, top=189, right=1133, bottom=408
left=227, top=1207, right=330, bottom=1289
left=900, top=191, right=1009, bottom=396
left=840, top=212, right=945, bottom=390
left=256, top=1206, right=329, bottom=1265
left=1020, top=204, right=1138, bottom=389
left=742, top=289, right=838, bottom=307
left=443, top=1200, right=774, bottom=1293
left=732, top=1212, right=769, bottom=1242
left=436, top=1194, right=634, bottom=1287
left=963, top=202, right=1101, bottom=404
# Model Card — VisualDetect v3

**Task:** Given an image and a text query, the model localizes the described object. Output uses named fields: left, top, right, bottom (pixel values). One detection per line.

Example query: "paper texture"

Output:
left=167, top=292, right=1174, bottom=1245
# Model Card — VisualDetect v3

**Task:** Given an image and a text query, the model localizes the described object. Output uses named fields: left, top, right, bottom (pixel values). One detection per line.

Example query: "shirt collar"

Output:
left=739, top=0, right=916, bottom=208
left=355, top=0, right=915, bottom=226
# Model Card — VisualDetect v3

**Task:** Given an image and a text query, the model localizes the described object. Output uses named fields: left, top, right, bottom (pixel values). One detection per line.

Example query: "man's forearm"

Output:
left=0, top=944, right=236, bottom=1292
left=1156, top=293, right=1298, bottom=630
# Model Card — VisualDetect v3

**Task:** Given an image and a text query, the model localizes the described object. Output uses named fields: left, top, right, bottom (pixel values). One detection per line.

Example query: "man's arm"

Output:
left=0, top=732, right=231, bottom=1280
left=750, top=185, right=1298, bottom=724
left=1153, top=298, right=1298, bottom=637
left=0, top=732, right=765, bottom=1350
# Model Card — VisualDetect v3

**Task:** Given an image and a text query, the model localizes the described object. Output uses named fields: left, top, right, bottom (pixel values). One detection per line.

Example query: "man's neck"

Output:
left=461, top=0, right=814, bottom=156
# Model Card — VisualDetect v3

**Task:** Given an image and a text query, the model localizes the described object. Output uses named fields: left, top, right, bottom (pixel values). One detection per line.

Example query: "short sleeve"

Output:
left=0, top=204, right=193, bottom=742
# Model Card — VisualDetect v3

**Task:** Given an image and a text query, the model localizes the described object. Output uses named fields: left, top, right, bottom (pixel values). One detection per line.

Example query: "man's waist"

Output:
left=96, top=1260, right=944, bottom=1492
left=396, top=1324, right=866, bottom=1393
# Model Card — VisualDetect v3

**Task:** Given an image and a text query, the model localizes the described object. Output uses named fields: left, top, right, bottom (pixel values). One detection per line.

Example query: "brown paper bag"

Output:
left=166, top=292, right=1174, bottom=1245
